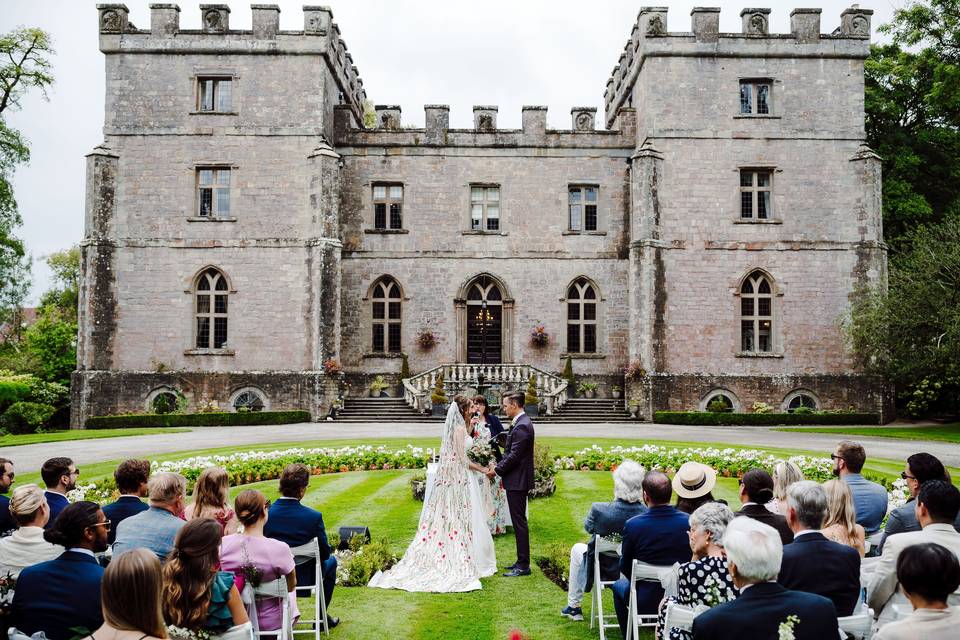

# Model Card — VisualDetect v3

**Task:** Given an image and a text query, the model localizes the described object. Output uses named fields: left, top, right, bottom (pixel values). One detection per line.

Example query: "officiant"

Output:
left=473, top=396, right=505, bottom=461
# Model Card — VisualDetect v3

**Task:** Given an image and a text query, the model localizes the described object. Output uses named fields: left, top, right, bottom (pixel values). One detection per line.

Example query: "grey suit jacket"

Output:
left=879, top=498, right=960, bottom=552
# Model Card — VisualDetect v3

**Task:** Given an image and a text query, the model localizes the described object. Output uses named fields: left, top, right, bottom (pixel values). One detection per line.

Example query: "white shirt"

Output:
left=0, top=526, right=64, bottom=578
left=511, top=410, right=526, bottom=426
left=68, top=547, right=96, bottom=558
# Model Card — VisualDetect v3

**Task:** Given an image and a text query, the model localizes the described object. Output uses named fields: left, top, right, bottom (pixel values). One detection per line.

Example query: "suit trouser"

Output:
left=322, top=556, right=337, bottom=607
left=506, top=489, right=530, bottom=570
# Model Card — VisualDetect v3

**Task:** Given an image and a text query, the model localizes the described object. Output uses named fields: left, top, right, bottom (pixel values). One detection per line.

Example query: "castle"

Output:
left=72, top=3, right=890, bottom=425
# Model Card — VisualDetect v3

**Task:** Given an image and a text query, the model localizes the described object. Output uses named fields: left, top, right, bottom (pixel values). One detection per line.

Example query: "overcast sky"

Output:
left=3, top=0, right=898, bottom=303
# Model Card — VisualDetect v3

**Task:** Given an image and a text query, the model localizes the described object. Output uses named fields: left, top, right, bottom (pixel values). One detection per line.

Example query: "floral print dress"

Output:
left=656, top=555, right=739, bottom=640
left=472, top=420, right=510, bottom=535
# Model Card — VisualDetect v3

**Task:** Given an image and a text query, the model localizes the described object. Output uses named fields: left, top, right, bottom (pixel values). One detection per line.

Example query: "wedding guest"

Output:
left=673, top=462, right=718, bottom=515
left=777, top=481, right=861, bottom=617
left=735, top=469, right=793, bottom=545
left=113, top=472, right=187, bottom=561
left=264, top=463, right=338, bottom=628
left=0, top=457, right=15, bottom=535
left=9, top=501, right=109, bottom=640
left=832, top=440, right=887, bottom=538
left=656, top=502, right=738, bottom=640
left=102, top=459, right=151, bottom=545
left=561, top=460, right=647, bottom=622
left=184, top=467, right=238, bottom=535
left=691, top=517, right=838, bottom=640
left=40, top=456, right=79, bottom=528
left=611, top=470, right=691, bottom=637
left=93, top=548, right=167, bottom=640
left=162, top=518, right=248, bottom=633
left=869, top=480, right=960, bottom=622
left=874, top=543, right=960, bottom=640
left=880, top=453, right=959, bottom=552
left=821, top=479, right=866, bottom=556
left=221, top=490, right=298, bottom=632
left=0, top=484, right=63, bottom=577
left=766, top=461, right=803, bottom=516
left=470, top=395, right=509, bottom=535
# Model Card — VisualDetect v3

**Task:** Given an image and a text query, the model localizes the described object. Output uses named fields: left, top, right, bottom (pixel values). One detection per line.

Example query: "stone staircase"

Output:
left=537, top=397, right=633, bottom=423
left=336, top=396, right=427, bottom=423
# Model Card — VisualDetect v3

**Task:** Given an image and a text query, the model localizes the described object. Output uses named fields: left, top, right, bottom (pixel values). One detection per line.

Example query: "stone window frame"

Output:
left=191, top=73, right=239, bottom=116
left=188, top=164, right=238, bottom=222
left=145, top=386, right=184, bottom=414
left=565, top=184, right=604, bottom=234
left=184, top=265, right=236, bottom=357
left=362, top=275, right=407, bottom=358
left=782, top=389, right=820, bottom=413
left=559, top=276, right=607, bottom=359
left=229, top=387, right=270, bottom=413
left=465, top=183, right=506, bottom=235
left=699, top=388, right=742, bottom=413
left=733, top=165, right=782, bottom=225
left=734, top=268, right=784, bottom=358
left=371, top=182, right=404, bottom=231
left=736, top=77, right=781, bottom=119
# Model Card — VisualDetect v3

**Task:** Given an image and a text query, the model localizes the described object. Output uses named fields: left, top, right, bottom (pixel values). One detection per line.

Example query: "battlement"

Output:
left=603, top=5, right=874, bottom=128
left=96, top=3, right=367, bottom=125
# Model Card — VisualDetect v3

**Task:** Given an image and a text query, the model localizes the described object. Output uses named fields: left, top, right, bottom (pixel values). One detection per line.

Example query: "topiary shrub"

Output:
left=561, top=356, right=574, bottom=388
left=430, top=372, right=447, bottom=405
left=2, top=401, right=57, bottom=435
left=400, top=353, right=410, bottom=380
left=525, top=374, right=539, bottom=406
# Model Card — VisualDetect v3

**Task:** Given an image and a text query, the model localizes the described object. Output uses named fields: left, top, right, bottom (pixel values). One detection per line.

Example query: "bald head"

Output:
left=642, top=470, right=672, bottom=506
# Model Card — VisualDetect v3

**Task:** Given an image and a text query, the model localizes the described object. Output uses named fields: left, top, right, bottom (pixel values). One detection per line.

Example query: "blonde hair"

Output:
left=773, top=461, right=803, bottom=502
left=823, top=479, right=859, bottom=541
left=103, top=548, right=168, bottom=638
left=10, top=483, right=47, bottom=527
left=148, top=472, right=186, bottom=506
left=190, top=467, right=229, bottom=519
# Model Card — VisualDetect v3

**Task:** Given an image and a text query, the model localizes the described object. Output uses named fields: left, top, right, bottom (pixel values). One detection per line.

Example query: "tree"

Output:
left=23, top=306, right=76, bottom=386
left=39, top=245, right=79, bottom=320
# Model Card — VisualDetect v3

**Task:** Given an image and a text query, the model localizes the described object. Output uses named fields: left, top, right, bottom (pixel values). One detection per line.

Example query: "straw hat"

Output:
left=672, top=462, right=717, bottom=499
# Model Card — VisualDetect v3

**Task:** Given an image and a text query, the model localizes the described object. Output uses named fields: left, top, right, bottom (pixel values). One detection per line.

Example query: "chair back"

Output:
left=595, top=535, right=621, bottom=554
left=213, top=622, right=255, bottom=640
left=629, top=560, right=679, bottom=598
left=286, top=538, right=329, bottom=638
left=662, top=602, right=709, bottom=633
left=837, top=609, right=874, bottom=640
left=289, top=539, right=321, bottom=563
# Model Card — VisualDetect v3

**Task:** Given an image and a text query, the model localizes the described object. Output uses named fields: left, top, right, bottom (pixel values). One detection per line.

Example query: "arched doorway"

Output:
left=455, top=274, right=515, bottom=364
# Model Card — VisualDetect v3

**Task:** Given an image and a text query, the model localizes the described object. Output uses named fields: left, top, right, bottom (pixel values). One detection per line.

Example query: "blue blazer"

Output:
left=43, top=491, right=69, bottom=529
left=692, top=581, right=838, bottom=640
left=619, top=505, right=691, bottom=614
left=0, top=493, right=15, bottom=535
left=264, top=497, right=332, bottom=587
left=582, top=499, right=648, bottom=593
left=778, top=531, right=861, bottom=617
left=495, top=412, right=535, bottom=491
left=485, top=414, right=505, bottom=462
left=10, top=551, right=104, bottom=640
left=101, top=495, right=149, bottom=544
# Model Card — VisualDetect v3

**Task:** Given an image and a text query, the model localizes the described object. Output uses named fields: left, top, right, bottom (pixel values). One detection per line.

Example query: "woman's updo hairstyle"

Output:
left=10, top=483, right=47, bottom=527
left=740, top=468, right=775, bottom=505
left=44, top=501, right=102, bottom=547
left=234, top=489, right=267, bottom=527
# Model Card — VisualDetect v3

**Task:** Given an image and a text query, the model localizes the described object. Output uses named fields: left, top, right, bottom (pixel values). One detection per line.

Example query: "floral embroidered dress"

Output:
left=471, top=420, right=510, bottom=535
left=368, top=403, right=497, bottom=592
left=656, top=555, right=739, bottom=640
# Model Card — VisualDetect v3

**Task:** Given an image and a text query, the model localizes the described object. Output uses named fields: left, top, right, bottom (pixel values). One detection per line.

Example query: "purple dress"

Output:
left=220, top=534, right=298, bottom=630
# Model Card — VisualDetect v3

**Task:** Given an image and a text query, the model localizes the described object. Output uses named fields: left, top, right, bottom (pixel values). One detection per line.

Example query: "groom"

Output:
left=487, top=390, right=535, bottom=577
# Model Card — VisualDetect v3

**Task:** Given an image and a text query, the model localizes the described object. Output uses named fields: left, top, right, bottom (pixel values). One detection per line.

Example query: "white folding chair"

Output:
left=241, top=577, right=293, bottom=640
left=837, top=608, right=874, bottom=640
left=624, top=560, right=678, bottom=640
left=212, top=622, right=255, bottom=640
left=289, top=539, right=329, bottom=638
left=588, top=535, right=621, bottom=640
left=662, top=601, right=709, bottom=635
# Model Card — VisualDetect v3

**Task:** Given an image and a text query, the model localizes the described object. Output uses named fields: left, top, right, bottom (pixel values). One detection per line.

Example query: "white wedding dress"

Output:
left=368, top=403, right=497, bottom=592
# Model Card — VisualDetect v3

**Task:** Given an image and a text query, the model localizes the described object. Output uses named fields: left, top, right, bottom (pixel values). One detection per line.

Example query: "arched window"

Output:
left=784, top=391, right=818, bottom=413
left=195, top=268, right=229, bottom=349
left=740, top=271, right=773, bottom=353
left=372, top=277, right=402, bottom=353
left=566, top=278, right=598, bottom=354
left=232, top=389, right=265, bottom=412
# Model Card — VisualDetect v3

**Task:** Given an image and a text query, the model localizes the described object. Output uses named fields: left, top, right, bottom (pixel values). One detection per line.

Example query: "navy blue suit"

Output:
left=495, top=412, right=536, bottom=571
left=43, top=491, right=69, bottom=530
left=692, top=581, right=838, bottom=640
left=264, top=497, right=336, bottom=607
left=777, top=531, right=861, bottom=617
left=485, top=414, right=505, bottom=462
left=10, top=551, right=104, bottom=640
left=612, top=505, right=691, bottom=635
left=0, top=493, right=15, bottom=535
left=101, top=495, right=149, bottom=545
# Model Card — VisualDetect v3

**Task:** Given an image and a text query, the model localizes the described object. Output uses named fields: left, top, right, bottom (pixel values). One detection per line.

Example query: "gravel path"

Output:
left=4, top=421, right=956, bottom=472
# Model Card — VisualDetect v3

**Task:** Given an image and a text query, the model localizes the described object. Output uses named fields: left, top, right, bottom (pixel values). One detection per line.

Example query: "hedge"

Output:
left=84, top=410, right=312, bottom=429
left=653, top=411, right=880, bottom=426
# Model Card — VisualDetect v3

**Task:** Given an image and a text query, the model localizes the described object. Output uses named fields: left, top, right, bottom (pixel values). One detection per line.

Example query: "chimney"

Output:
left=522, top=106, right=547, bottom=136
left=790, top=9, right=821, bottom=43
left=424, top=105, right=449, bottom=144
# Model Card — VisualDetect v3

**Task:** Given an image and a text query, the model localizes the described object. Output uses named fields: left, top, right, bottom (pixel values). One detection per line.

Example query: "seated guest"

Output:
left=656, top=502, right=738, bottom=640
left=9, top=501, right=109, bottom=640
left=611, top=470, right=691, bottom=637
left=94, top=548, right=167, bottom=640
left=221, top=490, right=299, bottom=631
left=821, top=479, right=866, bottom=556
left=777, top=481, right=861, bottom=617
left=832, top=440, right=888, bottom=538
left=880, top=453, right=958, bottom=553
left=113, top=471, right=187, bottom=561
left=264, top=463, right=338, bottom=628
left=162, top=518, right=249, bottom=633
left=0, top=484, right=63, bottom=577
left=735, top=469, right=794, bottom=545
left=673, top=462, right=718, bottom=515
left=767, top=461, right=803, bottom=516
left=40, top=456, right=79, bottom=528
left=874, top=543, right=960, bottom=640
left=869, top=480, right=960, bottom=621
left=691, top=517, right=838, bottom=640
left=561, top=460, right=647, bottom=622
left=101, top=458, right=151, bottom=545
left=184, top=466, right=238, bottom=535
left=0, top=457, right=16, bottom=535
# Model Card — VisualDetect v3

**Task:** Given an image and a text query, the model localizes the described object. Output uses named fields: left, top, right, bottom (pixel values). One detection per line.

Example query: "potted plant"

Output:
left=628, top=400, right=640, bottom=419
left=430, top=373, right=448, bottom=416
left=524, top=375, right=539, bottom=417
left=561, top=356, right=574, bottom=388
left=577, top=382, right=598, bottom=399
left=530, top=321, right=549, bottom=348
left=322, top=358, right=343, bottom=375
left=611, top=385, right=622, bottom=399
left=416, top=328, right=437, bottom=350
left=399, top=353, right=410, bottom=395
left=369, top=375, right=390, bottom=398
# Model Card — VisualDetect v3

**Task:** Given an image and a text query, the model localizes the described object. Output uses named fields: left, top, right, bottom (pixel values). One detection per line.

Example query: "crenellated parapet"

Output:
left=602, top=5, right=874, bottom=129
left=96, top=3, right=368, bottom=126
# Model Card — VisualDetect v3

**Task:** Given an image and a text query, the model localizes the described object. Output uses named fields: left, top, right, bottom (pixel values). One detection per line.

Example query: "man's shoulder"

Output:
left=785, top=587, right=836, bottom=613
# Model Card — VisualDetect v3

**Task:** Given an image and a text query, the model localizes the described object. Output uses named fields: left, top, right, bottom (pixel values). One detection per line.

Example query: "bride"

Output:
left=368, top=395, right=497, bottom=592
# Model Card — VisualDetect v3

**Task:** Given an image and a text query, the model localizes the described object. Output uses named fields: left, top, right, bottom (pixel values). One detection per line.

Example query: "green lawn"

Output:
left=0, top=427, right=190, bottom=447
left=775, top=423, right=960, bottom=443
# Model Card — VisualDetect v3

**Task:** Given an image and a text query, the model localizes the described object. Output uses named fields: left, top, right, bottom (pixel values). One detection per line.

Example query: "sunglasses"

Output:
left=88, top=519, right=112, bottom=531
left=900, top=471, right=916, bottom=480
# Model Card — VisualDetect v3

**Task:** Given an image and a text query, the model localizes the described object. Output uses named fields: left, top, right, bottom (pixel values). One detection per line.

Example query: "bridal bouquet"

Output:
left=467, top=439, right=494, bottom=466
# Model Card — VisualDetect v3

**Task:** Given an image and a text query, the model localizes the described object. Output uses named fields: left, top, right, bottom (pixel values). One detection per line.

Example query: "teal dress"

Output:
left=204, top=571, right=237, bottom=631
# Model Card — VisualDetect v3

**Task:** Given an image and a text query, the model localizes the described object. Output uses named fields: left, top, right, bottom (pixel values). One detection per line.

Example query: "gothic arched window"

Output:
left=195, top=268, right=229, bottom=349
left=566, top=278, right=598, bottom=354
left=740, top=271, right=773, bottom=353
left=372, top=277, right=402, bottom=353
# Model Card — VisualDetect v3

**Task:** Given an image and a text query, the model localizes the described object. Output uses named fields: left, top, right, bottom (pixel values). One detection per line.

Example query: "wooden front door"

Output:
left=466, top=276, right=503, bottom=364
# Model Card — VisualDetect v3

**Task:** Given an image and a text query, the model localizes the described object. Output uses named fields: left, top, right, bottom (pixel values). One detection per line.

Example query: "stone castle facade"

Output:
left=72, top=3, right=890, bottom=425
